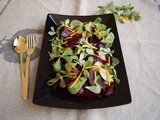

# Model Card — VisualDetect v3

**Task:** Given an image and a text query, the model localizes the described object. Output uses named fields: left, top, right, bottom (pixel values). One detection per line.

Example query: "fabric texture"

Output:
left=0, top=0, right=160, bottom=120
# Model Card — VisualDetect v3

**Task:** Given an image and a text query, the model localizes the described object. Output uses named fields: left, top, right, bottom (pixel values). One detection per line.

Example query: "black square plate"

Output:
left=33, top=14, right=131, bottom=109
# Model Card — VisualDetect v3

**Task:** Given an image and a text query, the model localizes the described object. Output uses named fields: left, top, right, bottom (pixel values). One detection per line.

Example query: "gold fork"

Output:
left=23, top=34, right=36, bottom=100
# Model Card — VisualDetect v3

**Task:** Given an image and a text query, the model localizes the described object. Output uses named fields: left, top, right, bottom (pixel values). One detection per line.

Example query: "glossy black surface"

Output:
left=33, top=14, right=131, bottom=109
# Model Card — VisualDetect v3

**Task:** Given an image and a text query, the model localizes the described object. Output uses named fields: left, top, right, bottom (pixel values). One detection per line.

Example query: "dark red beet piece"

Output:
left=80, top=89, right=101, bottom=98
left=52, top=80, right=60, bottom=90
left=75, top=64, right=82, bottom=70
left=98, top=44, right=108, bottom=49
left=102, top=82, right=114, bottom=96
left=59, top=26, right=71, bottom=37
left=88, top=69, right=95, bottom=86
left=89, top=35, right=99, bottom=43
left=63, top=77, right=74, bottom=87
left=97, top=78, right=105, bottom=86
left=66, top=34, right=82, bottom=47
left=89, top=54, right=107, bottom=64
left=75, top=88, right=84, bottom=96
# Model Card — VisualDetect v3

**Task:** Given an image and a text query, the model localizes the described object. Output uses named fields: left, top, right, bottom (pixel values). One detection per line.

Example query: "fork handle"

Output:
left=20, top=54, right=26, bottom=100
left=24, top=56, right=30, bottom=100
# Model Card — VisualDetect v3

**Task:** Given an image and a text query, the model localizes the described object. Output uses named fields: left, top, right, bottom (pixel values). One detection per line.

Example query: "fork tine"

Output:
left=29, top=34, right=31, bottom=49
left=27, top=35, right=28, bottom=48
left=31, top=34, right=34, bottom=48
left=33, top=34, right=36, bottom=47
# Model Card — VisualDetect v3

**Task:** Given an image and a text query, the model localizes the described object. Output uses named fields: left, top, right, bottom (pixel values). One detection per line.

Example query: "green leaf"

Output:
left=99, top=47, right=111, bottom=53
left=97, top=75, right=101, bottom=79
left=94, top=61, right=102, bottom=66
left=51, top=27, right=55, bottom=31
left=79, top=52, right=85, bottom=61
left=105, top=2, right=116, bottom=11
left=97, top=51, right=106, bottom=59
left=84, top=60, right=92, bottom=67
left=88, top=56, right=94, bottom=63
left=77, top=25, right=84, bottom=34
left=107, top=32, right=115, bottom=40
left=68, top=77, right=87, bottom=94
left=86, top=48, right=94, bottom=54
left=65, top=62, right=76, bottom=71
left=72, top=55, right=79, bottom=60
left=48, top=52, right=58, bottom=59
left=74, top=45, right=81, bottom=54
left=85, top=22, right=93, bottom=32
left=85, top=85, right=101, bottom=94
left=94, top=17, right=102, bottom=23
left=60, top=77, right=66, bottom=88
left=63, top=56, right=72, bottom=62
left=48, top=31, right=56, bottom=36
left=115, top=78, right=120, bottom=84
left=59, top=70, right=68, bottom=75
left=62, top=48, right=73, bottom=56
left=112, top=57, right=119, bottom=67
left=83, top=70, right=90, bottom=78
left=47, top=77, right=60, bottom=86
left=53, top=58, right=61, bottom=72
left=99, top=68, right=107, bottom=80
left=64, top=19, right=70, bottom=26
left=101, top=32, right=115, bottom=46
left=70, top=20, right=82, bottom=29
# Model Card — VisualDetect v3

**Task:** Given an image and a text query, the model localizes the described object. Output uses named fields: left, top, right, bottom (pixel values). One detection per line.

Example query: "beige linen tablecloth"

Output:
left=0, top=0, right=160, bottom=120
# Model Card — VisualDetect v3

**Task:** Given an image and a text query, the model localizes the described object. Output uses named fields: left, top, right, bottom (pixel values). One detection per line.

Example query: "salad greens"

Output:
left=98, top=2, right=141, bottom=23
left=47, top=17, right=120, bottom=97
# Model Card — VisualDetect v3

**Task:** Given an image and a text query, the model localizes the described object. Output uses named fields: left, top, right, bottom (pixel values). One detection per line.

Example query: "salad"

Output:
left=47, top=17, right=120, bottom=98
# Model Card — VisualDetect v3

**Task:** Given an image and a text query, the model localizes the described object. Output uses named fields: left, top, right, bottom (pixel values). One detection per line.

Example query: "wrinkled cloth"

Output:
left=0, top=0, right=160, bottom=120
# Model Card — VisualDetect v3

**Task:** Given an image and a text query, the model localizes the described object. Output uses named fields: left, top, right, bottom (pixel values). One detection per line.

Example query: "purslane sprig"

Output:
left=98, top=2, right=141, bottom=23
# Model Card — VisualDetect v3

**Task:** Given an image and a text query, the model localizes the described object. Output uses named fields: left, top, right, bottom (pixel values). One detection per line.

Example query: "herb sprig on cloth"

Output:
left=98, top=2, right=141, bottom=23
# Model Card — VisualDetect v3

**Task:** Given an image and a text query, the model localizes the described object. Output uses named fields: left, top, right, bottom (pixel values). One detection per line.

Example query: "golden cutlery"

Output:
left=24, top=34, right=36, bottom=99
left=13, top=36, right=27, bottom=100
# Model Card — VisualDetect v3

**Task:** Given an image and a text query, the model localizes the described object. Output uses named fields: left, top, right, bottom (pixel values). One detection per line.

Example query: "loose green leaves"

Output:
left=98, top=2, right=141, bottom=23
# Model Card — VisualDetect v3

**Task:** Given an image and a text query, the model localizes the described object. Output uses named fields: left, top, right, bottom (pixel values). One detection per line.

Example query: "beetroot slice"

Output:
left=98, top=44, right=108, bottom=49
left=89, top=54, right=107, bottom=64
left=88, top=69, right=95, bottom=86
left=80, top=89, right=101, bottom=98
left=52, top=80, right=60, bottom=90
left=66, top=34, right=82, bottom=47
left=102, top=82, right=114, bottom=96
left=59, top=26, right=71, bottom=37
left=89, top=35, right=99, bottom=43
left=63, top=77, right=74, bottom=87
